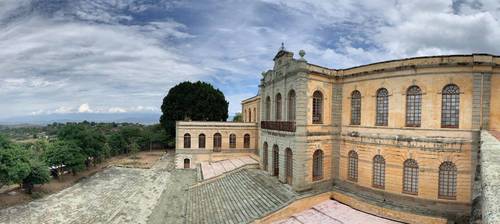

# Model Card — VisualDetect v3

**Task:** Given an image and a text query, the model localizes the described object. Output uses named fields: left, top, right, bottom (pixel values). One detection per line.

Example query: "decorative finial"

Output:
left=299, top=50, right=305, bottom=58
left=298, top=49, right=306, bottom=62
left=280, top=42, right=285, bottom=51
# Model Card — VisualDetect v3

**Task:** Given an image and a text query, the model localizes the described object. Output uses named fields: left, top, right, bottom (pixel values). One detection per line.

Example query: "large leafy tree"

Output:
left=44, top=140, right=86, bottom=178
left=57, top=124, right=106, bottom=165
left=0, top=144, right=31, bottom=188
left=22, top=160, right=50, bottom=194
left=160, top=81, right=228, bottom=138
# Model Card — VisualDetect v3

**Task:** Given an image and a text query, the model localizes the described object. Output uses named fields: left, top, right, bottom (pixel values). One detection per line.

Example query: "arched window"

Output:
left=213, top=133, right=222, bottom=150
left=441, top=84, right=460, bottom=128
left=253, top=108, right=256, bottom=122
left=406, top=86, right=422, bottom=127
left=285, top=148, right=293, bottom=185
left=183, top=133, right=191, bottom=149
left=184, top=158, right=190, bottom=169
left=350, top=90, right=361, bottom=125
left=439, top=161, right=457, bottom=199
left=288, top=90, right=296, bottom=121
left=403, top=159, right=419, bottom=194
left=275, top=93, right=282, bottom=121
left=198, top=134, right=206, bottom=149
left=249, top=109, right=252, bottom=122
left=263, top=142, right=268, bottom=171
left=348, top=150, right=358, bottom=182
left=372, top=155, right=385, bottom=189
left=243, top=134, right=250, bottom=148
left=313, top=149, right=324, bottom=181
left=272, top=145, right=279, bottom=176
left=229, top=134, right=236, bottom=148
left=312, top=91, right=323, bottom=124
left=265, top=96, right=271, bottom=120
left=376, top=88, right=389, bottom=126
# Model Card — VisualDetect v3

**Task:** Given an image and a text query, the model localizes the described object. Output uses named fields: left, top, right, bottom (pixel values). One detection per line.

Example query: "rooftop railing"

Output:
left=261, top=121, right=296, bottom=132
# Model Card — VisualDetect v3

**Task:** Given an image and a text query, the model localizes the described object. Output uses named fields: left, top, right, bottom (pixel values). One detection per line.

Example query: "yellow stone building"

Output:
left=176, top=48, right=500, bottom=222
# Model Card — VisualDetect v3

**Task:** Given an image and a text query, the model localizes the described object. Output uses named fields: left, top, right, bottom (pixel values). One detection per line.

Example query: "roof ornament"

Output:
left=298, top=49, right=306, bottom=61
left=279, top=42, right=285, bottom=51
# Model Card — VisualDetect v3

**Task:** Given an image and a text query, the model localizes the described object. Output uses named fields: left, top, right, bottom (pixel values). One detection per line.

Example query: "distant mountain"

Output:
left=0, top=113, right=161, bottom=125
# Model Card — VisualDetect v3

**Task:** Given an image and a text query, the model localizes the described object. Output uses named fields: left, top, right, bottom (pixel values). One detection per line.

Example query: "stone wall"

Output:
left=480, top=131, right=500, bottom=224
left=176, top=121, right=258, bottom=150
left=242, top=95, right=260, bottom=123
left=489, top=74, right=500, bottom=131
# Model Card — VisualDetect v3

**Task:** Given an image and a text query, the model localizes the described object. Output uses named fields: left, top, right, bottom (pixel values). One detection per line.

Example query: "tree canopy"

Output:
left=44, top=140, right=86, bottom=176
left=0, top=144, right=31, bottom=187
left=160, top=81, right=228, bottom=138
left=232, top=112, right=242, bottom=122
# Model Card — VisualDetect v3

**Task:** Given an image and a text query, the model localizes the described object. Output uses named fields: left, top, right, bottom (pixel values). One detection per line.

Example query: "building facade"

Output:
left=176, top=49, right=500, bottom=221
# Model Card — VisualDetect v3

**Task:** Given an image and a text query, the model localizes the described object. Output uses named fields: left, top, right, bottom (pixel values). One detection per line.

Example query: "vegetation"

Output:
left=160, top=81, right=228, bottom=143
left=232, top=112, right=242, bottom=122
left=0, top=122, right=169, bottom=194
left=1, top=81, right=220, bottom=194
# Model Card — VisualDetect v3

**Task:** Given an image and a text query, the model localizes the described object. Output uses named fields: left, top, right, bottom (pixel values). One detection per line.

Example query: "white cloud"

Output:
left=78, top=103, right=92, bottom=113
left=108, top=107, right=127, bottom=113
left=2, top=0, right=500, bottom=120
left=55, top=106, right=74, bottom=114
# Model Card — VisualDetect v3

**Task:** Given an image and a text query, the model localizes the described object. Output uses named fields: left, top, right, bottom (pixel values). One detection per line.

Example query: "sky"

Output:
left=0, top=0, right=499, bottom=120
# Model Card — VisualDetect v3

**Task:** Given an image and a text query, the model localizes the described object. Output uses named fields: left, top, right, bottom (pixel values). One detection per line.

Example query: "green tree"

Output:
left=160, top=81, right=228, bottom=140
left=22, top=160, right=50, bottom=194
left=0, top=134, right=11, bottom=149
left=108, top=132, right=127, bottom=155
left=0, top=145, right=31, bottom=188
left=232, top=112, right=242, bottom=122
left=129, top=141, right=140, bottom=159
left=57, top=124, right=106, bottom=166
left=44, top=140, right=86, bottom=178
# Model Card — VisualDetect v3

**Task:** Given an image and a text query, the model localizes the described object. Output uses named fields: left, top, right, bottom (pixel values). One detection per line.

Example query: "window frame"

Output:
left=198, top=133, right=206, bottom=149
left=265, top=96, right=271, bottom=121
left=183, top=133, right=191, bottom=149
left=312, top=91, right=323, bottom=124
left=213, top=133, right=222, bottom=149
left=288, top=90, right=296, bottom=121
left=441, top=84, right=460, bottom=128
left=312, top=149, right=324, bottom=181
left=348, top=150, right=358, bottom=182
left=405, top=86, right=422, bottom=127
left=402, top=159, right=419, bottom=195
left=243, top=134, right=250, bottom=148
left=275, top=93, right=282, bottom=121
left=438, top=161, right=457, bottom=200
left=350, top=90, right=361, bottom=125
left=229, top=134, right=236, bottom=149
left=375, top=88, right=389, bottom=126
left=372, top=155, right=385, bottom=189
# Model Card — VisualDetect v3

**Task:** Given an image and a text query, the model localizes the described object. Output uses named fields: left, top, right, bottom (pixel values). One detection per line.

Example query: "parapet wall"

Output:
left=480, top=131, right=500, bottom=224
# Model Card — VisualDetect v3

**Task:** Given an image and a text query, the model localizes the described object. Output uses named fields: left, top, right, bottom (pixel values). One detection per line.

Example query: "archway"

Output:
left=184, top=158, right=190, bottom=169
left=272, top=145, right=279, bottom=176
left=285, top=148, right=293, bottom=185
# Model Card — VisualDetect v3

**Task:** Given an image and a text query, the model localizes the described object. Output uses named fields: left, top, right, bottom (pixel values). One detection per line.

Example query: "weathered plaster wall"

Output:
left=480, top=131, right=500, bottom=224
left=489, top=74, right=500, bottom=131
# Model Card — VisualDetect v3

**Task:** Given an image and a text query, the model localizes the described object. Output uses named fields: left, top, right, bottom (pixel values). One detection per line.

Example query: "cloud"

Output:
left=1, top=0, right=500, bottom=120
left=78, top=103, right=92, bottom=113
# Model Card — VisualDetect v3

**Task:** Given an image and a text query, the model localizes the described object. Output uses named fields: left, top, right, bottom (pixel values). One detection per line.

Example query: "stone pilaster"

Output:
left=292, top=70, right=310, bottom=191
left=331, top=82, right=343, bottom=182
